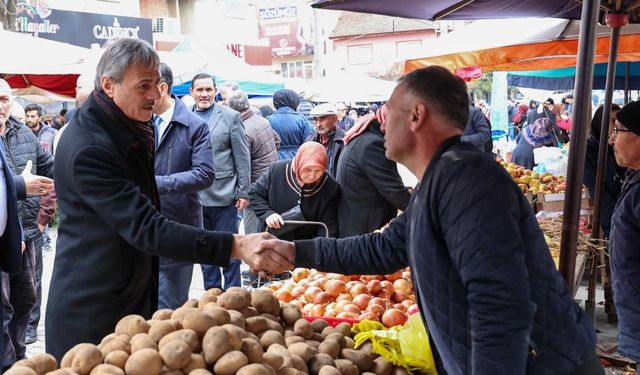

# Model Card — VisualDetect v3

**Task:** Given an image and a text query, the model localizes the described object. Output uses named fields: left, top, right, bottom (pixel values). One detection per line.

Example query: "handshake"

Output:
left=231, top=233, right=296, bottom=278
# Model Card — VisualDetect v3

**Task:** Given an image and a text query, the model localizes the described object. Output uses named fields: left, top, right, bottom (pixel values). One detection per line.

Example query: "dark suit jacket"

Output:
left=45, top=92, right=234, bottom=361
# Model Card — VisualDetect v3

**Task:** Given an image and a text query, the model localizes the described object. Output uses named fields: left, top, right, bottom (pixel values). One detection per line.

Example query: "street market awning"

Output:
left=508, top=62, right=640, bottom=90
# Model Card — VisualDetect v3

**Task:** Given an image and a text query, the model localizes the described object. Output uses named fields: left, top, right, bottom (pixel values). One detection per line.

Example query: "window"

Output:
left=348, top=44, right=372, bottom=65
left=396, top=40, right=422, bottom=60
left=280, top=61, right=313, bottom=79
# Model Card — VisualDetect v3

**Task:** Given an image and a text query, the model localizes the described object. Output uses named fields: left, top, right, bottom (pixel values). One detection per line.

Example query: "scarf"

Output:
left=292, top=142, right=328, bottom=186
left=344, top=104, right=388, bottom=145
left=273, top=89, right=301, bottom=110
left=512, top=103, right=529, bottom=124
left=523, top=118, right=554, bottom=148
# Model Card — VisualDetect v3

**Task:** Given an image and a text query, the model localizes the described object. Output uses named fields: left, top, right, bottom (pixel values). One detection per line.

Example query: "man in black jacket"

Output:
left=45, top=39, right=289, bottom=361
left=259, top=66, right=602, bottom=375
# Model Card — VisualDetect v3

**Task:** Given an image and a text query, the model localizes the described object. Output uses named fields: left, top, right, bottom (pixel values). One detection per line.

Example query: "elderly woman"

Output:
left=511, top=118, right=556, bottom=170
left=249, top=142, right=339, bottom=240
left=267, top=89, right=313, bottom=160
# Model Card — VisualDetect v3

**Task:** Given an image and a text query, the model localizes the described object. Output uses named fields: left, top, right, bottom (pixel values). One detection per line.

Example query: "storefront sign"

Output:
left=258, top=4, right=313, bottom=58
left=14, top=2, right=152, bottom=48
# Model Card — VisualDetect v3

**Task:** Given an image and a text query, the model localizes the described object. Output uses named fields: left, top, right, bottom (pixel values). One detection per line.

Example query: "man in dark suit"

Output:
left=190, top=73, right=251, bottom=290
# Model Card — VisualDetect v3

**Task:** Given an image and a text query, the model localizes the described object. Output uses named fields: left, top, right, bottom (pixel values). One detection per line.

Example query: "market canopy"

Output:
left=402, top=18, right=640, bottom=73
left=508, top=62, right=640, bottom=90
left=0, top=29, right=89, bottom=99
left=305, top=71, right=396, bottom=102
left=311, top=0, right=640, bottom=22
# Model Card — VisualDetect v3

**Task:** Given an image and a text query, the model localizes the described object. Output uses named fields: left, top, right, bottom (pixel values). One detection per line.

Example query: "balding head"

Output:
left=0, top=79, right=13, bottom=129
left=0, top=78, right=12, bottom=98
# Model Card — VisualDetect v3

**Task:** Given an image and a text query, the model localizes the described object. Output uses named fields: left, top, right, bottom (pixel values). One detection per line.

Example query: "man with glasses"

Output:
left=608, top=100, right=640, bottom=363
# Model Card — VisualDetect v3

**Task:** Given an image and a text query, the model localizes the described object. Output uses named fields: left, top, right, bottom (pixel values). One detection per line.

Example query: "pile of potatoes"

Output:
left=7, top=287, right=412, bottom=375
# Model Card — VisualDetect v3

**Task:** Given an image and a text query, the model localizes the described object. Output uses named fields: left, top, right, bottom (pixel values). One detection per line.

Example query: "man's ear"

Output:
left=409, top=102, right=428, bottom=133
left=159, top=82, right=168, bottom=97
left=101, top=76, right=115, bottom=98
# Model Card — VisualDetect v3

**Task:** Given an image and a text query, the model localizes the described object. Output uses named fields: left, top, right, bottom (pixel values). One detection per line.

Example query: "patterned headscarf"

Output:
left=292, top=142, right=328, bottom=186
left=523, top=118, right=554, bottom=148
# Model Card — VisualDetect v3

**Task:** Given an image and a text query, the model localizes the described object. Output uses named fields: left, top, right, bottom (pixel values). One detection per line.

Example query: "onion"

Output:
left=336, top=312, right=358, bottom=320
left=353, top=294, right=371, bottom=310
left=314, top=291, right=332, bottom=305
left=384, top=271, right=403, bottom=282
left=391, top=291, right=408, bottom=303
left=381, top=308, right=407, bottom=328
left=365, top=303, right=385, bottom=317
left=380, top=280, right=394, bottom=294
left=393, top=279, right=412, bottom=294
left=336, top=293, right=352, bottom=302
left=359, top=312, right=379, bottom=321
left=343, top=304, right=361, bottom=315
left=366, top=280, right=382, bottom=294
left=325, top=279, right=347, bottom=298
left=349, top=283, right=368, bottom=297
left=311, top=304, right=326, bottom=317
left=304, top=286, right=322, bottom=303
left=274, top=289, right=294, bottom=303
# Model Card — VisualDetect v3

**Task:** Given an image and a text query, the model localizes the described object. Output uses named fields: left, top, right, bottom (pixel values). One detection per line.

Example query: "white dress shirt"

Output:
left=157, top=99, right=175, bottom=141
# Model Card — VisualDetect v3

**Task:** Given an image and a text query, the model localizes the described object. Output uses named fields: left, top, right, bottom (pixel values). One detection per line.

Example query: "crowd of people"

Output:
left=0, top=38, right=639, bottom=374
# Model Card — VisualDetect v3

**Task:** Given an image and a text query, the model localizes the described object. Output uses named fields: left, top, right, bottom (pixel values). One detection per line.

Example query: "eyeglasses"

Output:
left=612, top=127, right=631, bottom=137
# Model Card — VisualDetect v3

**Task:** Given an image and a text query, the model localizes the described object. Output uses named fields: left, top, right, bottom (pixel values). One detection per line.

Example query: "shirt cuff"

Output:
left=192, top=232, right=234, bottom=268
left=293, top=239, right=316, bottom=268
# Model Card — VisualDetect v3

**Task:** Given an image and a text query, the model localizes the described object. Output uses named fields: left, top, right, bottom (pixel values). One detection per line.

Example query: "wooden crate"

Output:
left=536, top=191, right=593, bottom=216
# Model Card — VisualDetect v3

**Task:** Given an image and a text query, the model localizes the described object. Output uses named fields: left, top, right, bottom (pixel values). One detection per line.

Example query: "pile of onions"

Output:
left=264, top=268, right=416, bottom=327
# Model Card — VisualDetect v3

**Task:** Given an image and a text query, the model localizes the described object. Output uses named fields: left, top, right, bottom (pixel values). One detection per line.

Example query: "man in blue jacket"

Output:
left=154, top=64, right=215, bottom=309
left=258, top=66, right=602, bottom=374
left=608, top=100, right=640, bottom=363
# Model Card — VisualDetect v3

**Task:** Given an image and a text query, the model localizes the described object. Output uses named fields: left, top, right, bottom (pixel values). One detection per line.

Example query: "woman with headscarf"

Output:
left=336, top=105, right=411, bottom=237
left=267, top=89, right=313, bottom=160
left=511, top=118, right=556, bottom=170
left=249, top=142, right=339, bottom=240
left=512, top=103, right=529, bottom=136
left=553, top=103, right=572, bottom=132
left=583, top=104, right=624, bottom=238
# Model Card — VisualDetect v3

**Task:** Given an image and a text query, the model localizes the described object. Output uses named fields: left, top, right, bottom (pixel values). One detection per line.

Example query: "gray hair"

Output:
left=221, top=81, right=240, bottom=91
left=227, top=91, right=250, bottom=113
left=94, top=38, right=160, bottom=91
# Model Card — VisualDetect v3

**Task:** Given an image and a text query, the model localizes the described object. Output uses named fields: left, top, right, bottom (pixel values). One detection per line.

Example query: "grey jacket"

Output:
left=197, top=104, right=251, bottom=207
left=242, top=111, right=280, bottom=183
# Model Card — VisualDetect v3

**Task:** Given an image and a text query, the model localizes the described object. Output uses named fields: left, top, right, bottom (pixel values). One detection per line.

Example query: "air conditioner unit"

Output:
left=154, top=17, right=180, bottom=34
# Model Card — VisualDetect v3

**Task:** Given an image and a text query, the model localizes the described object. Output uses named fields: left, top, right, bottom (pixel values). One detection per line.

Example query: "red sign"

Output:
left=258, top=5, right=313, bottom=57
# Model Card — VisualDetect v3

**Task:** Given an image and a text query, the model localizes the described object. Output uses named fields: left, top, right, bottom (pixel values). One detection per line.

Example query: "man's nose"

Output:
left=609, top=132, right=615, bottom=145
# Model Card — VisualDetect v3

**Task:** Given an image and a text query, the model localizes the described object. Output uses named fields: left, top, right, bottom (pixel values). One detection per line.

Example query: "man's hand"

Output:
left=236, top=198, right=249, bottom=209
left=21, top=241, right=25, bottom=254
left=21, top=160, right=54, bottom=196
left=38, top=224, right=45, bottom=233
left=255, top=239, right=295, bottom=271
left=231, top=233, right=294, bottom=277
left=265, top=213, right=284, bottom=229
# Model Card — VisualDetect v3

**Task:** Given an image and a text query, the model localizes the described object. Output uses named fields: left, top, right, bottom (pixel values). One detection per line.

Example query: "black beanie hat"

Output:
left=616, top=100, right=640, bottom=136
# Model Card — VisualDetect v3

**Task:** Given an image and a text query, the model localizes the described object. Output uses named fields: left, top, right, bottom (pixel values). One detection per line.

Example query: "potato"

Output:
left=289, top=355, right=308, bottom=373
left=362, top=372, right=377, bottom=375
left=201, top=303, right=231, bottom=324
left=4, top=367, right=37, bottom=375
left=236, top=364, right=272, bottom=375
left=265, top=344, right=291, bottom=362
left=218, top=288, right=251, bottom=311
left=340, top=349, right=372, bottom=371
left=370, top=356, right=392, bottom=375
left=240, top=307, right=260, bottom=318
left=283, top=330, right=296, bottom=339
left=293, top=319, right=312, bottom=339
left=104, top=350, right=129, bottom=369
left=357, top=341, right=374, bottom=356
left=321, top=327, right=336, bottom=338
left=262, top=353, right=284, bottom=371
left=180, top=353, right=206, bottom=374
left=228, top=310, right=246, bottom=329
left=251, top=290, right=280, bottom=315
left=279, top=304, right=302, bottom=326
left=221, top=323, right=246, bottom=350
left=125, top=348, right=162, bottom=375
left=241, top=338, right=264, bottom=364
left=148, top=320, right=177, bottom=343
left=159, top=370, right=183, bottom=375
left=159, top=329, right=199, bottom=352
left=202, top=326, right=233, bottom=364
left=334, top=359, right=358, bottom=375
left=310, top=319, right=330, bottom=333
left=14, top=353, right=57, bottom=374
left=318, top=366, right=341, bottom=375
left=287, top=342, right=315, bottom=363
left=89, top=364, right=125, bottom=375
left=276, top=368, right=304, bottom=375
left=99, top=337, right=130, bottom=356
left=284, top=336, right=305, bottom=347
left=182, top=311, right=218, bottom=338
left=307, top=340, right=320, bottom=350
left=198, top=288, right=222, bottom=307
left=318, top=339, right=340, bottom=359
left=334, top=323, right=351, bottom=337
left=182, top=299, right=199, bottom=308
left=245, top=317, right=269, bottom=334
left=259, top=330, right=285, bottom=349
left=390, top=366, right=409, bottom=375
left=152, top=309, right=174, bottom=320
left=344, top=337, right=355, bottom=350
left=213, top=351, right=248, bottom=375
left=130, top=333, right=158, bottom=352
left=188, top=370, right=213, bottom=375
left=324, top=333, right=346, bottom=348
left=171, top=307, right=198, bottom=323
left=308, top=354, right=336, bottom=375
left=69, top=344, right=102, bottom=375
left=265, top=319, right=284, bottom=335
left=260, top=313, right=278, bottom=322
left=159, top=340, right=192, bottom=370
left=44, top=370, right=79, bottom=375
left=114, top=315, right=150, bottom=337
left=246, top=332, right=261, bottom=342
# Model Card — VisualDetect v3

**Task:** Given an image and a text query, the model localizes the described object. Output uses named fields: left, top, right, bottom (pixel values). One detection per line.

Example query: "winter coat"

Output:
left=155, top=97, right=215, bottom=266
left=583, top=136, right=623, bottom=238
left=1, top=117, right=54, bottom=240
left=610, top=169, right=640, bottom=362
left=242, top=111, right=280, bottom=183
left=297, top=99, right=314, bottom=124
left=46, top=92, right=235, bottom=361
left=295, top=137, right=597, bottom=375
left=268, top=107, right=313, bottom=160
left=461, top=106, right=491, bottom=152
left=335, top=121, right=410, bottom=237
left=196, top=103, right=251, bottom=207
left=305, top=127, right=345, bottom=178
left=511, top=135, right=536, bottom=170
left=249, top=160, right=339, bottom=240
